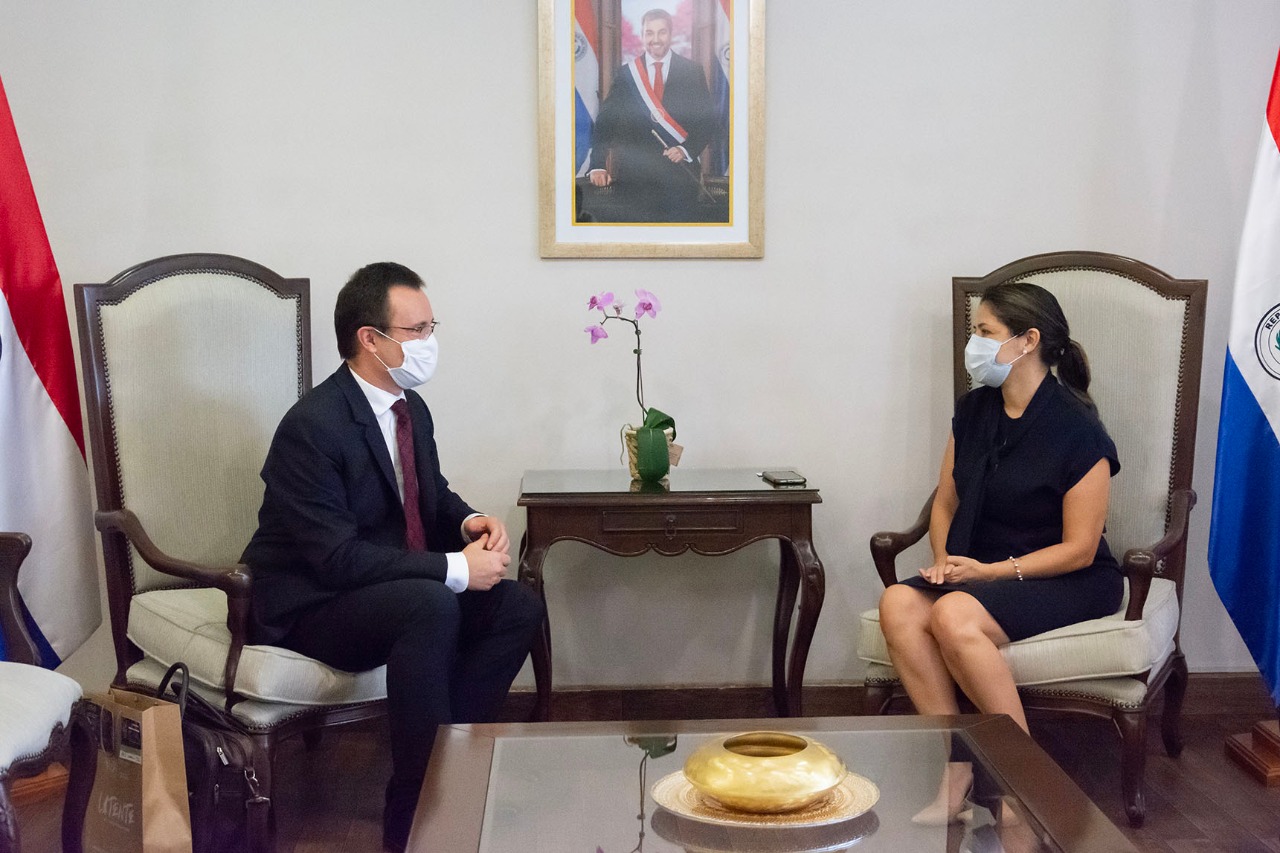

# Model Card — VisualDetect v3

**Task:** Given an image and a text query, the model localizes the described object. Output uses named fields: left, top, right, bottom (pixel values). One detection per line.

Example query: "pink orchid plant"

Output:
left=584, top=289, right=662, bottom=420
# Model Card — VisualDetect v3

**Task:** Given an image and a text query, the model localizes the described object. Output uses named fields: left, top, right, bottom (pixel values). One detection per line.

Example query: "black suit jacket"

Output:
left=588, top=51, right=715, bottom=181
left=243, top=365, right=476, bottom=644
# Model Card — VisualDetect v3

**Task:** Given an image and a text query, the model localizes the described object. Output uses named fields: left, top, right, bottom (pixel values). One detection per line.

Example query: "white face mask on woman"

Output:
left=964, top=334, right=1024, bottom=388
left=373, top=329, right=439, bottom=389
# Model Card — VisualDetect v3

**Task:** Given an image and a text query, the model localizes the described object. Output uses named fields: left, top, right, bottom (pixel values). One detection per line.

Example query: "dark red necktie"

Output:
left=653, top=61, right=664, bottom=104
left=392, top=399, right=426, bottom=552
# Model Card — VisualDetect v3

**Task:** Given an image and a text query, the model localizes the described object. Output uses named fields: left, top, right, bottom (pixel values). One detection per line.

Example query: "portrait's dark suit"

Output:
left=243, top=364, right=542, bottom=850
left=589, top=51, right=716, bottom=222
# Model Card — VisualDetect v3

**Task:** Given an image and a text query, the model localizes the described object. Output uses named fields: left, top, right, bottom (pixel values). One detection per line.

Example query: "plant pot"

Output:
left=623, top=426, right=674, bottom=482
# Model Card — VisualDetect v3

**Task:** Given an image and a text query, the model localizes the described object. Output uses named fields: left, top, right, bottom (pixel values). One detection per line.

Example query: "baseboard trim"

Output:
left=9, top=763, right=68, bottom=807
left=499, top=671, right=1275, bottom=723
left=1180, top=671, right=1276, bottom=716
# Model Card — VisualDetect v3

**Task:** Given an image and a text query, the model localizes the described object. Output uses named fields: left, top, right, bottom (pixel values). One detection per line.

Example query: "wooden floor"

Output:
left=1033, top=710, right=1280, bottom=852
left=17, top=676, right=1280, bottom=852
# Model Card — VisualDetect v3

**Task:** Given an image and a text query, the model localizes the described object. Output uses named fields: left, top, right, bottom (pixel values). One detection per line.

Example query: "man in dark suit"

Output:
left=242, top=262, right=543, bottom=853
left=587, top=8, right=716, bottom=222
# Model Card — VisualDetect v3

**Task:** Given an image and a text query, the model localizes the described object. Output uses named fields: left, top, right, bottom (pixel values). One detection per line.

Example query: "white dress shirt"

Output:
left=645, top=52, right=669, bottom=87
left=349, top=365, right=474, bottom=592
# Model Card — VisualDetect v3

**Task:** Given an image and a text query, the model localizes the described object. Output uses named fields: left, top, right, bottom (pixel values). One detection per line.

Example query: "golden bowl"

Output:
left=682, top=731, right=848, bottom=814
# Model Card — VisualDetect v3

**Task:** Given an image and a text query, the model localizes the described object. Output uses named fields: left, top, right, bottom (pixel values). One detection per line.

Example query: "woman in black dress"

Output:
left=878, top=282, right=1123, bottom=823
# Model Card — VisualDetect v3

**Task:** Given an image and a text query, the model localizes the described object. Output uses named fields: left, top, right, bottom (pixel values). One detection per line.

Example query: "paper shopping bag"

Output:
left=81, top=687, right=193, bottom=853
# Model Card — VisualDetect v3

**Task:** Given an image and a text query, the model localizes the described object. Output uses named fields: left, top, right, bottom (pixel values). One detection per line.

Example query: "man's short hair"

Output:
left=641, top=8, right=673, bottom=28
left=334, top=262, right=424, bottom=360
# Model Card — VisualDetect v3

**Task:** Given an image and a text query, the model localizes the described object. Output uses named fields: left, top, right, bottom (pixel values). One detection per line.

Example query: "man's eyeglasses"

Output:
left=380, top=320, right=438, bottom=340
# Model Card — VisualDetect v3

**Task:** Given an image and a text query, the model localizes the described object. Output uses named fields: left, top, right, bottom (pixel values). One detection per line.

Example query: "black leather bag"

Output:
left=156, top=663, right=271, bottom=853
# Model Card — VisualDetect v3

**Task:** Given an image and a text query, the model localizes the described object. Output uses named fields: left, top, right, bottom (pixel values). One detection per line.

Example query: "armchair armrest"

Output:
left=868, top=490, right=936, bottom=588
left=0, top=532, right=40, bottom=665
left=95, top=509, right=251, bottom=596
left=1120, top=488, right=1197, bottom=621
left=95, top=509, right=253, bottom=709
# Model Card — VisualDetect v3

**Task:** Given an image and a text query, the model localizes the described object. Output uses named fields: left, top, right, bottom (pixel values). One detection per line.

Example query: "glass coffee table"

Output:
left=408, top=715, right=1136, bottom=852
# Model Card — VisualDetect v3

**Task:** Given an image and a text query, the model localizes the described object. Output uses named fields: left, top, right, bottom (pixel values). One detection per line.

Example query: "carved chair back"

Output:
left=76, top=254, right=310, bottom=678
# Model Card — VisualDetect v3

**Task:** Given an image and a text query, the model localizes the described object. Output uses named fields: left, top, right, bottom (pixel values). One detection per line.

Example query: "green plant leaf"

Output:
left=626, top=735, right=678, bottom=759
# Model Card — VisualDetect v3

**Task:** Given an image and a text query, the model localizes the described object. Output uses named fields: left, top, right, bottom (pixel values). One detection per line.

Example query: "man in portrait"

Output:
left=587, top=7, right=717, bottom=223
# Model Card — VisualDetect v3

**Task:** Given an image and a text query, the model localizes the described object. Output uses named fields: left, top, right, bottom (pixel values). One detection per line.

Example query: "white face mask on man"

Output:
left=373, top=329, right=439, bottom=389
left=963, top=333, right=1024, bottom=388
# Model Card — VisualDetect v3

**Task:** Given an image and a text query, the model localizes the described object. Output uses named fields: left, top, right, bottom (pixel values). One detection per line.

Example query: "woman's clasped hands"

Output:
left=919, top=556, right=995, bottom=585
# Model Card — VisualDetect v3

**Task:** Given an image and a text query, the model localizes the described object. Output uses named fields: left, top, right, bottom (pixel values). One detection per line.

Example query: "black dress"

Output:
left=900, top=374, right=1124, bottom=641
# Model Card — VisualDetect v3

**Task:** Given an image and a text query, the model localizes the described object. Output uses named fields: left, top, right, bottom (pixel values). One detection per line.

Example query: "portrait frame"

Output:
left=538, top=0, right=765, bottom=258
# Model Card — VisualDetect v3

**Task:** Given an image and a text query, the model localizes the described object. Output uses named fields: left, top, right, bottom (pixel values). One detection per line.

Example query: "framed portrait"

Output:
left=538, top=0, right=764, bottom=258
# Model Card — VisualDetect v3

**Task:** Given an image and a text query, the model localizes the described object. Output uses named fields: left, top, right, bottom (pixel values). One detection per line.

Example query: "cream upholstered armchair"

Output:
left=0, top=533, right=83, bottom=853
left=856, top=252, right=1206, bottom=827
left=74, top=255, right=387, bottom=848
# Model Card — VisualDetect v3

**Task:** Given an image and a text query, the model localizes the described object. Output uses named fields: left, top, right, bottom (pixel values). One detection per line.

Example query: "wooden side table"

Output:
left=516, top=469, right=825, bottom=721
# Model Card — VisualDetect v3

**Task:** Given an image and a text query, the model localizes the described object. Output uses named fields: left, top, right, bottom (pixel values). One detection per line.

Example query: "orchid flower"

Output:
left=634, top=289, right=661, bottom=320
left=583, top=289, right=661, bottom=419
left=587, top=291, right=615, bottom=313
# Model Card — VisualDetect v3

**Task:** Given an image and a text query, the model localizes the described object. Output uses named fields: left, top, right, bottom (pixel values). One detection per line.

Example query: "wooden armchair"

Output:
left=74, top=255, right=387, bottom=850
left=855, top=252, right=1207, bottom=827
left=0, top=533, right=83, bottom=853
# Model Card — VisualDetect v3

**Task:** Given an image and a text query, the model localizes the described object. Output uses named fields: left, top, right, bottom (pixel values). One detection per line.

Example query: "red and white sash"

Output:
left=627, top=56, right=688, bottom=144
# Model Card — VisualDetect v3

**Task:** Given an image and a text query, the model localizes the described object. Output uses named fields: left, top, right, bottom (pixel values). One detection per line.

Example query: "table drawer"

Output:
left=600, top=509, right=743, bottom=536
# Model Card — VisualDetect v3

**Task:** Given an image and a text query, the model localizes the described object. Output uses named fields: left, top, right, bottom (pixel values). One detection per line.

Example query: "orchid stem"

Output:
left=634, top=326, right=645, bottom=419
left=601, top=315, right=647, bottom=419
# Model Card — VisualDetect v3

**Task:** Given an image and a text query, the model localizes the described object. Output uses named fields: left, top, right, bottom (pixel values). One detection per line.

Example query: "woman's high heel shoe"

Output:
left=910, top=791, right=975, bottom=826
left=911, top=762, right=975, bottom=826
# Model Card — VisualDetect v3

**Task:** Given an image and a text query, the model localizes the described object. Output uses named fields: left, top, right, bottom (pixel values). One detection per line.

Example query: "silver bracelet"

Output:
left=1009, top=556, right=1024, bottom=581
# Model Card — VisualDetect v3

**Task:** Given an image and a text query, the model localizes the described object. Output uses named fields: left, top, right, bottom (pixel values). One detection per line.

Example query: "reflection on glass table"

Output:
left=412, top=716, right=1136, bottom=853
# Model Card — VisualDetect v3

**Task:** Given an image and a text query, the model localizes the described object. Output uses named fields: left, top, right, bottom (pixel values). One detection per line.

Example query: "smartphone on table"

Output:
left=760, top=470, right=807, bottom=487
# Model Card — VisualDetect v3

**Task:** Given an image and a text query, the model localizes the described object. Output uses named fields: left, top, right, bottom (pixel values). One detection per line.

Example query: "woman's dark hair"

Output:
left=334, top=262, right=424, bottom=360
left=981, top=281, right=1095, bottom=412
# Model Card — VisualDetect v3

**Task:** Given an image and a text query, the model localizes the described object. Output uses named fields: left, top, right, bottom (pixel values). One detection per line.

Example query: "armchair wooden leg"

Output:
left=1161, top=651, right=1188, bottom=758
left=1114, top=708, right=1148, bottom=828
left=62, top=701, right=98, bottom=853
left=0, top=780, right=18, bottom=853
left=863, top=682, right=896, bottom=716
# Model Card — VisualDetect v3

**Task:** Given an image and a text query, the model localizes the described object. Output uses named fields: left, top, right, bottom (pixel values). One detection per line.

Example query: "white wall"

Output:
left=3, top=1, right=1277, bottom=691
